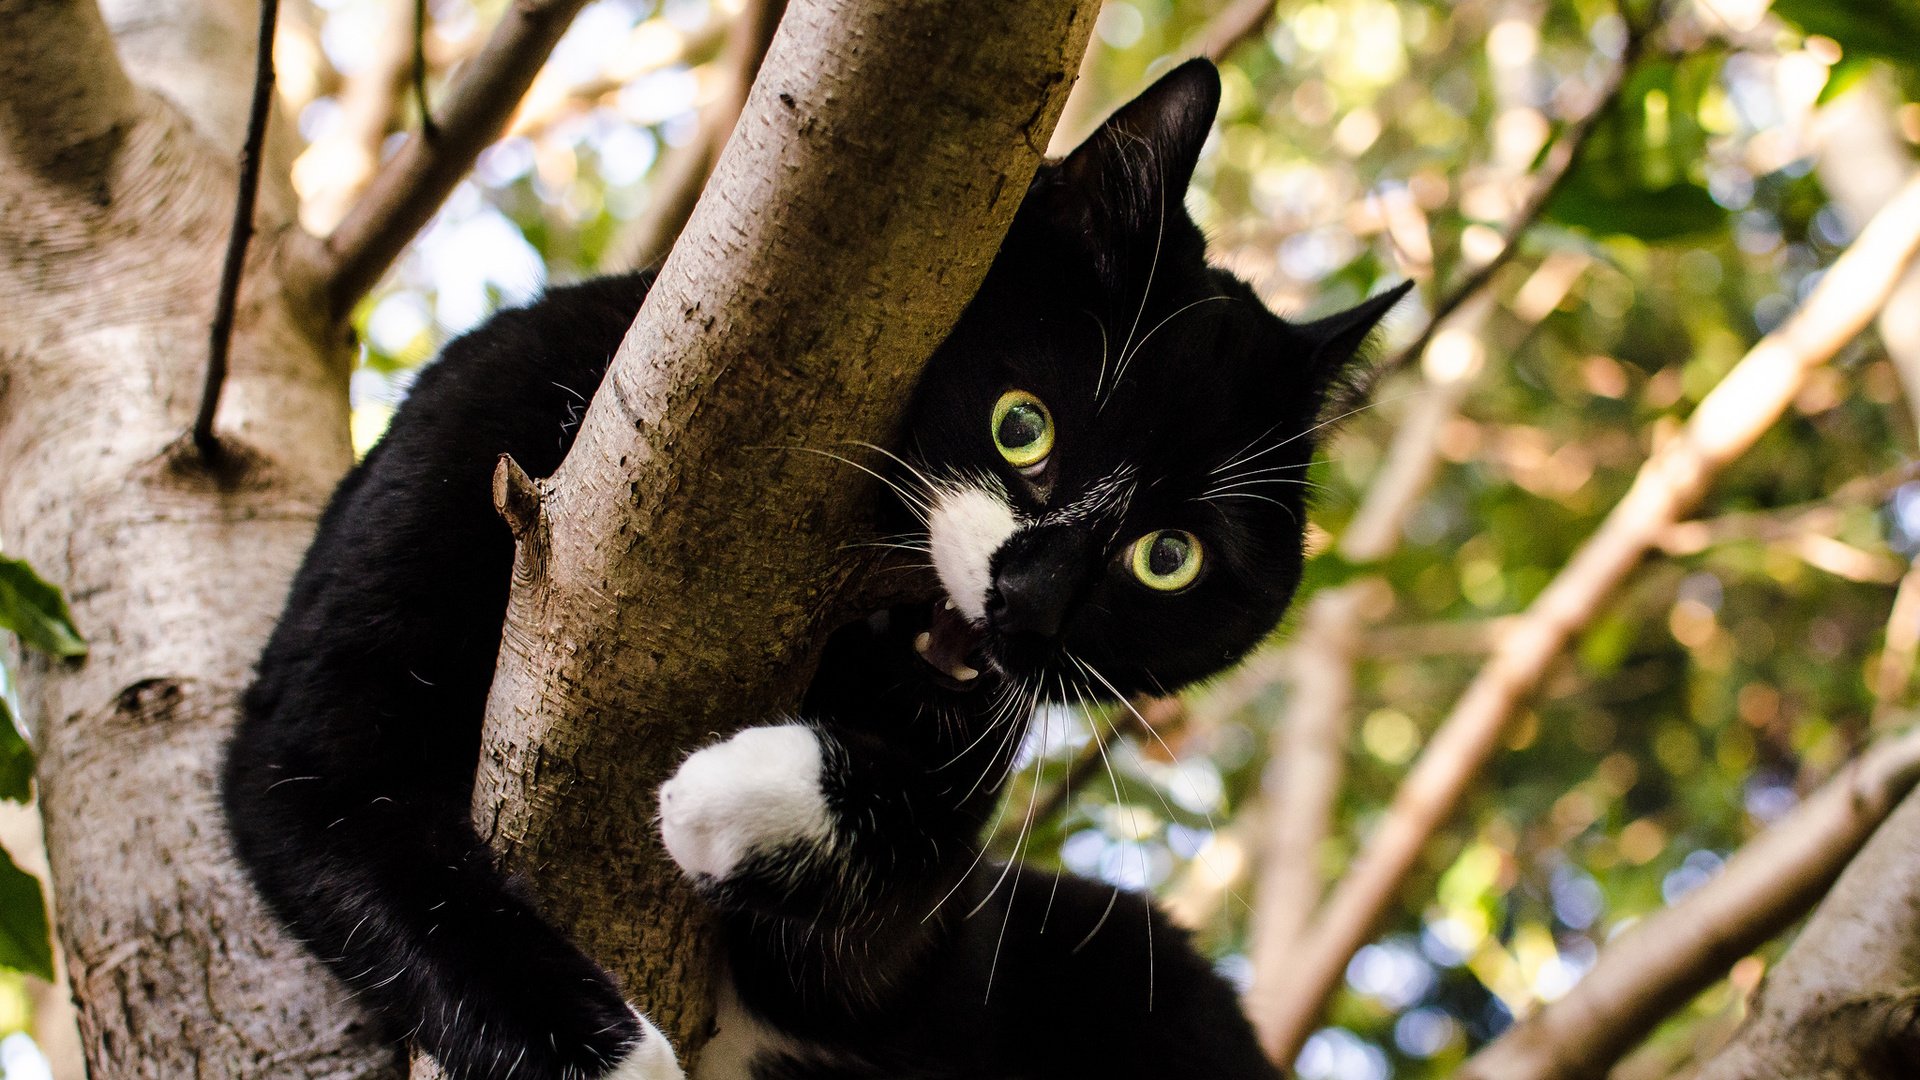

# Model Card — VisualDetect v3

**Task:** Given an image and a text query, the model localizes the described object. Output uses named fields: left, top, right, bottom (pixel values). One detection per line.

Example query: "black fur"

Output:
left=223, top=58, right=1407, bottom=1080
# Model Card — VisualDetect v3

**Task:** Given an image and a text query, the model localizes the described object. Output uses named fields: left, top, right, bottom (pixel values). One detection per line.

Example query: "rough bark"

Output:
left=469, top=0, right=1096, bottom=1062
left=0, top=0, right=395, bottom=1075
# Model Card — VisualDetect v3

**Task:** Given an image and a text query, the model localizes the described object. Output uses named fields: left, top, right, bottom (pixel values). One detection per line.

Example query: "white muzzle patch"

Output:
left=928, top=483, right=1018, bottom=623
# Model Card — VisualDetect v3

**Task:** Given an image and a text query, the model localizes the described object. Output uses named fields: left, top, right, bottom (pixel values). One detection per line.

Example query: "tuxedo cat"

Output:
left=223, top=58, right=1407, bottom=1080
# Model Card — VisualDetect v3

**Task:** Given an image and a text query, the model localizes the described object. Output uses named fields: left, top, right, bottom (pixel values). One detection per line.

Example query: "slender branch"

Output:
left=1459, top=727, right=1920, bottom=1080
left=1245, top=584, right=1371, bottom=1057
left=1254, top=173, right=1920, bottom=1066
left=413, top=0, right=437, bottom=141
left=193, top=0, right=280, bottom=461
left=308, top=0, right=593, bottom=320
left=294, top=0, right=418, bottom=234
left=1197, top=0, right=1278, bottom=62
left=0, top=0, right=139, bottom=190
left=507, top=18, right=730, bottom=142
left=605, top=0, right=788, bottom=270
left=1378, top=9, right=1652, bottom=376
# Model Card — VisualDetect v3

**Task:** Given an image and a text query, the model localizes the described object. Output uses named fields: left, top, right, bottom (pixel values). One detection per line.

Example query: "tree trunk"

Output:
left=471, top=0, right=1097, bottom=1061
left=0, top=0, right=397, bottom=1075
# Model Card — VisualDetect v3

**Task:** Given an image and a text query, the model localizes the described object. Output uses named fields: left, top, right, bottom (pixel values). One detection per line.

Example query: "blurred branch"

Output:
left=0, top=0, right=138, bottom=189
left=506, top=16, right=730, bottom=142
left=1459, top=726, right=1920, bottom=1080
left=1245, top=583, right=1376, bottom=1057
left=1378, top=8, right=1654, bottom=377
left=293, top=0, right=416, bottom=234
left=606, top=0, right=788, bottom=270
left=306, top=0, right=593, bottom=320
left=1196, top=0, right=1277, bottom=62
left=1254, top=173, right=1920, bottom=1066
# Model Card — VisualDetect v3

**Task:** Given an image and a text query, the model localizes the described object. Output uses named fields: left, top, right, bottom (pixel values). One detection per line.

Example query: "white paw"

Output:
left=658, top=725, right=835, bottom=880
left=604, top=1010, right=684, bottom=1080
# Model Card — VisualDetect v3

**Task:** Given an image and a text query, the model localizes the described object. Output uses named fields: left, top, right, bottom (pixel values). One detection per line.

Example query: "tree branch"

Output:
left=1245, top=583, right=1374, bottom=1057
left=1253, top=173, right=1920, bottom=1066
left=605, top=0, right=788, bottom=270
left=469, top=0, right=1097, bottom=1060
left=1460, top=727, right=1920, bottom=1080
left=1197, top=0, right=1278, bottom=62
left=0, top=0, right=139, bottom=192
left=194, top=0, right=280, bottom=461
left=293, top=0, right=419, bottom=234
left=307, top=0, right=593, bottom=319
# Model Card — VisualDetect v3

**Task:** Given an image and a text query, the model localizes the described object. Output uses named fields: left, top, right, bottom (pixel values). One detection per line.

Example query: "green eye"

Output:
left=1129, top=530, right=1203, bottom=592
left=991, top=390, right=1054, bottom=469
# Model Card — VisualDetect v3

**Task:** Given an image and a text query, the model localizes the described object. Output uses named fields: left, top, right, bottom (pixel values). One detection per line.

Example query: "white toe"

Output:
left=658, top=725, right=835, bottom=880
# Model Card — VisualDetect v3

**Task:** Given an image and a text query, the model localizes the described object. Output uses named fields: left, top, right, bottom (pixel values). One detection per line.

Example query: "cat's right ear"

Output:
left=1032, top=58, right=1221, bottom=283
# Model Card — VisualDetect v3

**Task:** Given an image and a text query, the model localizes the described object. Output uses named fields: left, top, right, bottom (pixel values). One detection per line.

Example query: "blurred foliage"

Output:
left=276, top=0, right=1920, bottom=1076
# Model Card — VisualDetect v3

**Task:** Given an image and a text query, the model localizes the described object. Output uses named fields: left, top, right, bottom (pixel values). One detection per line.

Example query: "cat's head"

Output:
left=892, top=58, right=1410, bottom=702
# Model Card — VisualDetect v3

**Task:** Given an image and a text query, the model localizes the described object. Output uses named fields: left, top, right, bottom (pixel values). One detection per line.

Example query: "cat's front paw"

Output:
left=603, top=1011, right=685, bottom=1080
left=658, top=724, right=837, bottom=884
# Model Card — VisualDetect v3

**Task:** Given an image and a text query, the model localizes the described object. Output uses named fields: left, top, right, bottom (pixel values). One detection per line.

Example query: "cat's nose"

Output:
left=986, top=528, right=1085, bottom=640
left=986, top=571, right=1067, bottom=639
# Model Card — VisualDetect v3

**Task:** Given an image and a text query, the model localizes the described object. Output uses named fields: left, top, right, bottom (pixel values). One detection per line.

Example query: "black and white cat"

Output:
left=223, top=58, right=1407, bottom=1080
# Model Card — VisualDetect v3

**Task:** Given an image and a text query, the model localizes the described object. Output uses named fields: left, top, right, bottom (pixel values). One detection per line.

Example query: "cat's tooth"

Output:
left=950, top=662, right=980, bottom=682
left=914, top=631, right=932, bottom=655
left=942, top=598, right=956, bottom=612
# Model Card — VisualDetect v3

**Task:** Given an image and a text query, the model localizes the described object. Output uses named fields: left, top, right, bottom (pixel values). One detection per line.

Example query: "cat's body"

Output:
left=224, top=59, right=1406, bottom=1079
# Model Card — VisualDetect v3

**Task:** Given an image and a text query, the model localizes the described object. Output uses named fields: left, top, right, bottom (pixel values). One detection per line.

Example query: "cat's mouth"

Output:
left=912, top=598, right=990, bottom=691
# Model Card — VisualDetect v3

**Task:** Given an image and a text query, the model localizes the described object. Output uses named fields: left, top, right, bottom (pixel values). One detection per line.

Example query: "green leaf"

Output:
left=0, top=697, right=30, bottom=803
left=0, top=557, right=87, bottom=658
left=1772, top=0, right=1920, bottom=69
left=1546, top=178, right=1728, bottom=242
left=0, top=847, right=52, bottom=980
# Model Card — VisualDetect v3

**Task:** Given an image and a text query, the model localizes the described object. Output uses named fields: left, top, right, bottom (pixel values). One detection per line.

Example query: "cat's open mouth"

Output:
left=912, top=598, right=989, bottom=691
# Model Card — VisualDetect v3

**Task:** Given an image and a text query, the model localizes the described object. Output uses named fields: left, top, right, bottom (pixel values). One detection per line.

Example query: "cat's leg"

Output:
left=658, top=721, right=970, bottom=926
left=223, top=721, right=684, bottom=1080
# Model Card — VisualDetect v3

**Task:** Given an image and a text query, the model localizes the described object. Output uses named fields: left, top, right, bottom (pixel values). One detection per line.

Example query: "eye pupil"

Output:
left=998, top=405, right=1044, bottom=449
left=1149, top=534, right=1188, bottom=577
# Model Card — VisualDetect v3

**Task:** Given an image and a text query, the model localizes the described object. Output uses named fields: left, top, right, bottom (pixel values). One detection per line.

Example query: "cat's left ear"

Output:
left=1291, top=281, right=1417, bottom=412
left=1037, top=59, right=1221, bottom=274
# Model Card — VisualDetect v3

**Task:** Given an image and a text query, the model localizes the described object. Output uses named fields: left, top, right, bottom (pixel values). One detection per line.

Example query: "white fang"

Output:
left=929, top=483, right=1018, bottom=623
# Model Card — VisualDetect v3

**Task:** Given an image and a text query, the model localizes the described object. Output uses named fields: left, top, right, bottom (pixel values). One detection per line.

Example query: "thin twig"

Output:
left=413, top=0, right=437, bottom=141
left=1197, top=0, right=1279, bottom=62
left=1378, top=7, right=1656, bottom=376
left=309, top=0, right=593, bottom=320
left=195, top=0, right=280, bottom=460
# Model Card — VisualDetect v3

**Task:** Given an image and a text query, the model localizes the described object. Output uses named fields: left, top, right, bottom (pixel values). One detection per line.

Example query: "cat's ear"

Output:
left=1291, top=281, right=1417, bottom=416
left=1036, top=58, right=1221, bottom=273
